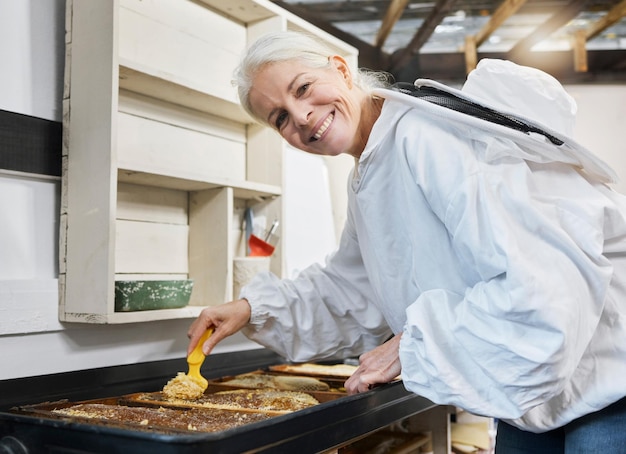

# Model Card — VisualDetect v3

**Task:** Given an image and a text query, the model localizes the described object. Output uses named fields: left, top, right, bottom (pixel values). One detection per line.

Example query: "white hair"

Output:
left=233, top=31, right=391, bottom=124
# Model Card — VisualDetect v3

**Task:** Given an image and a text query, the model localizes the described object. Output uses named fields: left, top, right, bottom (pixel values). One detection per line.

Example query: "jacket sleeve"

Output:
left=240, top=203, right=392, bottom=362
left=399, top=131, right=614, bottom=420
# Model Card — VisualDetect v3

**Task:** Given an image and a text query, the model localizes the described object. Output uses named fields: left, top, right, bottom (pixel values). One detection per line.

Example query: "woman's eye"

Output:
left=275, top=111, right=288, bottom=129
left=297, top=83, right=310, bottom=96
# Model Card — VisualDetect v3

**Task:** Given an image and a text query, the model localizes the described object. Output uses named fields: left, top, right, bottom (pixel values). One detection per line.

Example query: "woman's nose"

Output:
left=292, top=103, right=312, bottom=127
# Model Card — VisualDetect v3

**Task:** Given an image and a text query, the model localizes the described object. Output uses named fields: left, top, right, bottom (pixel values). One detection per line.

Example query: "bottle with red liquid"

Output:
left=248, top=219, right=279, bottom=257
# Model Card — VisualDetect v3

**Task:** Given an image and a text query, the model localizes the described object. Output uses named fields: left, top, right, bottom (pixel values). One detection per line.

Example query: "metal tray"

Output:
left=0, top=350, right=437, bottom=453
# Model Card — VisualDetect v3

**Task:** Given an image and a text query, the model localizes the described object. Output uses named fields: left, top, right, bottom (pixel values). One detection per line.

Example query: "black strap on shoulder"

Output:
left=390, top=82, right=564, bottom=146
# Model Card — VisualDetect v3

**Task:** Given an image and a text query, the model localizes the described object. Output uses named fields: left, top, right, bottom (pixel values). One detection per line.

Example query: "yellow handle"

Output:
left=187, top=328, right=213, bottom=391
left=188, top=328, right=214, bottom=365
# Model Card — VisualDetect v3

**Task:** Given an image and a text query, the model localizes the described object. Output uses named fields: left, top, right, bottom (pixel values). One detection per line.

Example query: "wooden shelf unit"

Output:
left=59, top=0, right=357, bottom=323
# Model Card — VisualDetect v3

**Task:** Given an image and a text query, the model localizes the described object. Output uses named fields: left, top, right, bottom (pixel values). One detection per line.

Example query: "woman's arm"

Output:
left=240, top=211, right=392, bottom=362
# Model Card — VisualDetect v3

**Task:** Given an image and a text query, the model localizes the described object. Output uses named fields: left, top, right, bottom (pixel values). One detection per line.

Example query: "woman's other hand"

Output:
left=344, top=333, right=402, bottom=394
left=186, top=299, right=252, bottom=356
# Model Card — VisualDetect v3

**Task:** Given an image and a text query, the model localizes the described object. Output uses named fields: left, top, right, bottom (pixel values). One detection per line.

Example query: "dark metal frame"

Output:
left=0, top=349, right=437, bottom=453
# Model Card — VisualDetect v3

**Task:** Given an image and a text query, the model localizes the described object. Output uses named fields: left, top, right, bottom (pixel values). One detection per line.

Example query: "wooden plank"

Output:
left=115, top=220, right=189, bottom=274
left=189, top=187, right=233, bottom=306
left=247, top=12, right=285, bottom=44
left=117, top=168, right=282, bottom=198
left=62, top=305, right=203, bottom=324
left=121, top=0, right=244, bottom=53
left=587, top=0, right=626, bottom=41
left=464, top=36, right=477, bottom=74
left=59, top=213, right=67, bottom=276
left=62, top=0, right=118, bottom=317
left=474, top=0, right=527, bottom=48
left=118, top=90, right=246, bottom=144
left=507, top=0, right=585, bottom=58
left=573, top=29, right=588, bottom=73
left=118, top=64, right=250, bottom=123
left=115, top=273, right=188, bottom=280
left=390, top=0, right=458, bottom=74
left=117, top=183, right=188, bottom=224
left=246, top=123, right=284, bottom=187
left=117, top=111, right=246, bottom=183
left=198, top=0, right=276, bottom=24
left=375, top=0, right=409, bottom=48
left=118, top=0, right=245, bottom=105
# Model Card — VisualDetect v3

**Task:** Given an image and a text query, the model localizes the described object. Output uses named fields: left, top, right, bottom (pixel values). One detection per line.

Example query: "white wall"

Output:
left=0, top=0, right=64, bottom=121
left=567, top=84, right=626, bottom=194
left=283, top=147, right=355, bottom=278
left=1, top=0, right=625, bottom=381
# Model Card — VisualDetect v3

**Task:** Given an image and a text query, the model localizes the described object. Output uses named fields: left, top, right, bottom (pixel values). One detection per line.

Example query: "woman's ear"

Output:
left=330, top=55, right=353, bottom=88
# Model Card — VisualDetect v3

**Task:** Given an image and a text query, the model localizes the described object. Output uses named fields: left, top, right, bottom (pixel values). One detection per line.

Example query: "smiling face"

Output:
left=248, top=56, right=374, bottom=158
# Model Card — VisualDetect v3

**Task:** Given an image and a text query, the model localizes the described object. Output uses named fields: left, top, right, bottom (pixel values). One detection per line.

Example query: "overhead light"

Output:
left=408, top=2, right=436, bottom=9
left=435, top=24, right=463, bottom=33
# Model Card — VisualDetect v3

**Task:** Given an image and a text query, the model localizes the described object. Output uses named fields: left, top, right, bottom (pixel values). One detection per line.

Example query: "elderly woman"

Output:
left=187, top=31, right=626, bottom=452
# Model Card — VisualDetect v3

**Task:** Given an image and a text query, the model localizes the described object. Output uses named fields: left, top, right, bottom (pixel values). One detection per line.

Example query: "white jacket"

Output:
left=240, top=59, right=626, bottom=432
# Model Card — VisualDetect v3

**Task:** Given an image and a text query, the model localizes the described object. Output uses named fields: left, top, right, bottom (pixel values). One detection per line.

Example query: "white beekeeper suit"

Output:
left=239, top=59, right=626, bottom=432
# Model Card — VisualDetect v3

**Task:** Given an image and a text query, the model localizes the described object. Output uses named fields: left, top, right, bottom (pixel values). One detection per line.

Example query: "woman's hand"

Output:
left=344, top=333, right=402, bottom=394
left=187, top=299, right=252, bottom=356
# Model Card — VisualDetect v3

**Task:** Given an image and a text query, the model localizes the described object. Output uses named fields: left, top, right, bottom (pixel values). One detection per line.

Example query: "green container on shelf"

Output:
left=114, top=280, right=193, bottom=312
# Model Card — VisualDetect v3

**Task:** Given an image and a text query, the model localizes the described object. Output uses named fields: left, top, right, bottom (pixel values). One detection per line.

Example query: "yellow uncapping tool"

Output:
left=187, top=328, right=213, bottom=391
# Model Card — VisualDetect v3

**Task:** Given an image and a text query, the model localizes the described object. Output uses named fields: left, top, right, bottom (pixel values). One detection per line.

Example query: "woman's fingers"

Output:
left=186, top=299, right=252, bottom=356
left=344, top=334, right=402, bottom=394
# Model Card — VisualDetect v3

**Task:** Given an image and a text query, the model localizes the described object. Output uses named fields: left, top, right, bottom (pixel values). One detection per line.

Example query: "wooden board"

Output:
left=119, top=0, right=245, bottom=104
left=269, top=363, right=359, bottom=379
left=117, top=111, right=246, bottom=183
left=189, top=187, right=232, bottom=305
left=115, top=220, right=189, bottom=274
left=117, top=183, right=188, bottom=225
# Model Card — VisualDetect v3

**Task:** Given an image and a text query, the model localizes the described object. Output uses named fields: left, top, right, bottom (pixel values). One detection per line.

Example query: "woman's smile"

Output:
left=312, top=112, right=334, bottom=141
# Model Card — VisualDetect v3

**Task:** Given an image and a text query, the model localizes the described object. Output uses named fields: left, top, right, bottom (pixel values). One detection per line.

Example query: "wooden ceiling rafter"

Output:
left=376, top=0, right=410, bottom=48
left=575, top=0, right=626, bottom=71
left=586, top=0, right=626, bottom=39
left=464, top=0, right=528, bottom=73
left=507, top=0, right=588, bottom=59
left=390, top=0, right=460, bottom=73
left=268, top=0, right=626, bottom=82
left=474, top=0, right=528, bottom=47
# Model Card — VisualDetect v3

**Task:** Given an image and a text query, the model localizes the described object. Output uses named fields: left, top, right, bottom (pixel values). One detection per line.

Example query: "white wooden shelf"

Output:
left=59, top=0, right=357, bottom=324
left=119, top=63, right=251, bottom=124
left=117, top=168, right=282, bottom=199
left=61, top=305, right=205, bottom=325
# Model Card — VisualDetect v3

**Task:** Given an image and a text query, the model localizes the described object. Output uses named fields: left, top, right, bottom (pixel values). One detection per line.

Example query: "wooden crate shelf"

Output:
left=59, top=0, right=356, bottom=324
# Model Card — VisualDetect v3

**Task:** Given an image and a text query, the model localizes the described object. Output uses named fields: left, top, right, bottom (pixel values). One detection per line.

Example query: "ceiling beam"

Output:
left=389, top=0, right=459, bottom=73
left=464, top=0, right=527, bottom=73
left=572, top=0, right=626, bottom=73
left=573, top=29, right=588, bottom=72
left=396, top=49, right=626, bottom=84
left=268, top=0, right=626, bottom=82
left=586, top=0, right=626, bottom=40
left=474, top=0, right=528, bottom=47
left=507, top=0, right=587, bottom=59
left=376, top=0, right=409, bottom=48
